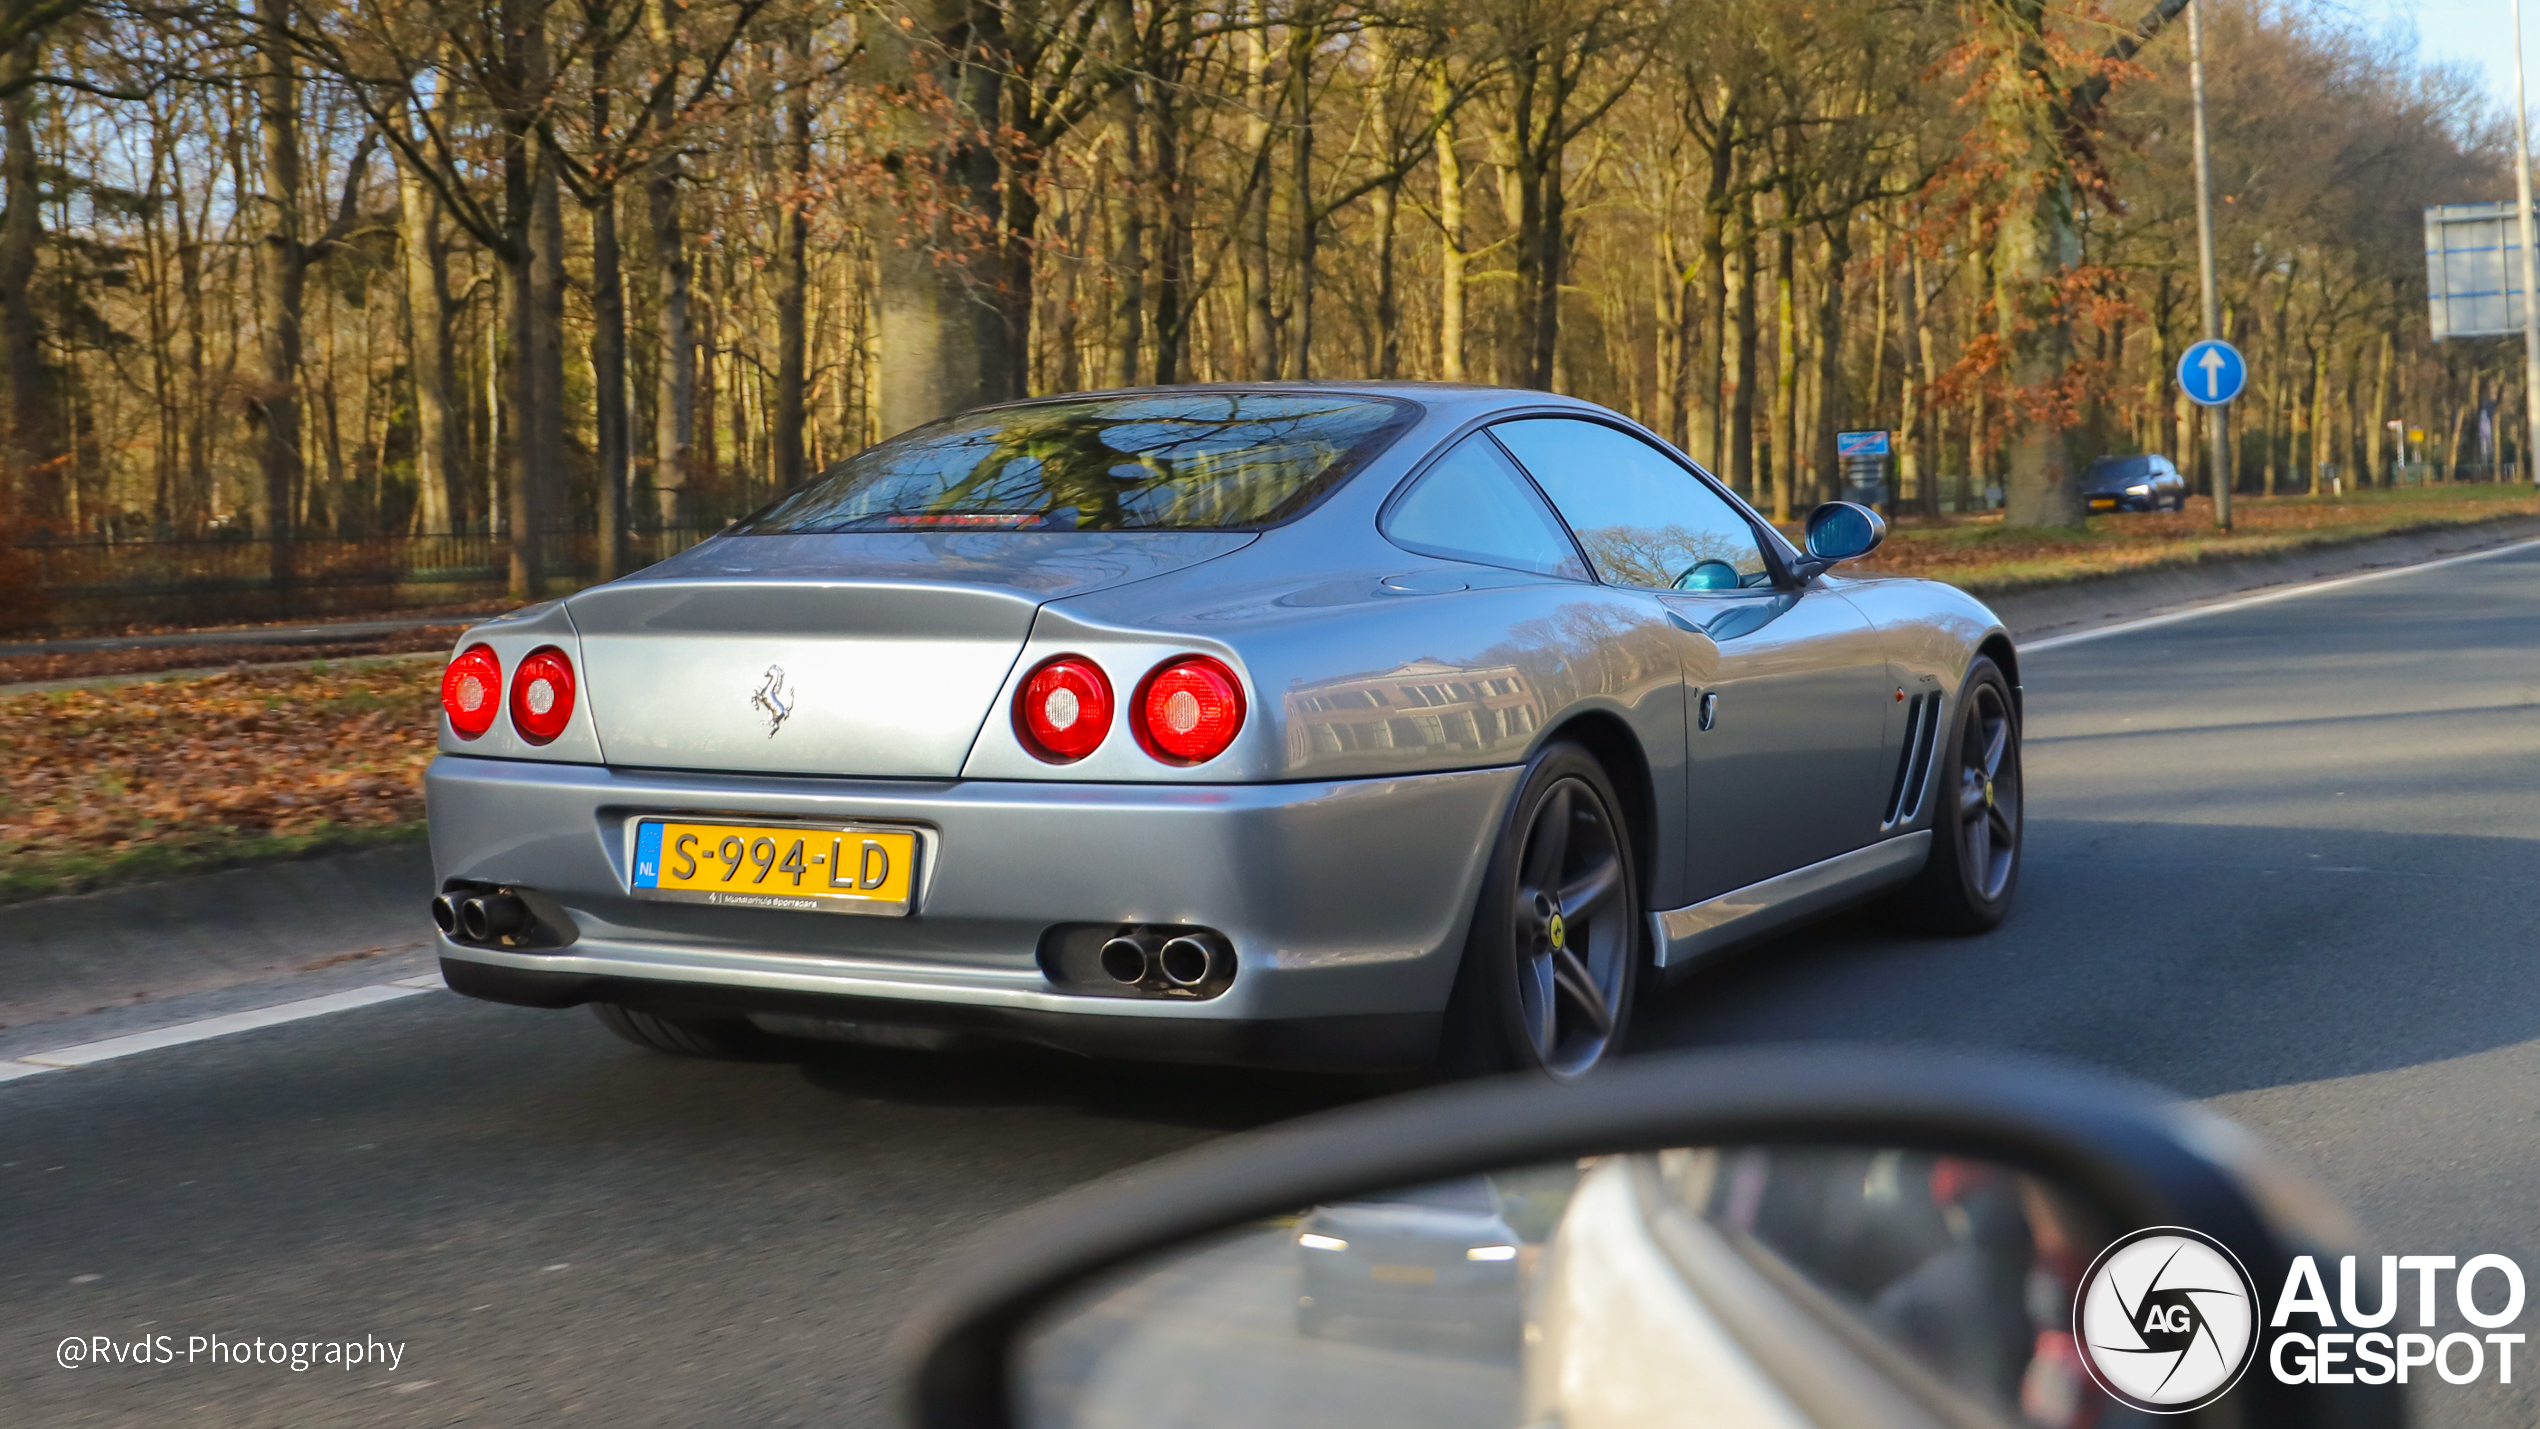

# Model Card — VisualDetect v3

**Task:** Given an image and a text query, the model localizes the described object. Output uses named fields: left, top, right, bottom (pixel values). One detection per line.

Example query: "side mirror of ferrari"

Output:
left=1790, top=501, right=1889, bottom=584
left=898, top=1048, right=2397, bottom=1429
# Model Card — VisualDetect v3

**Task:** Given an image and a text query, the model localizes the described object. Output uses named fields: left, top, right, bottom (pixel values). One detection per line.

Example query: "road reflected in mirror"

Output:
left=1018, top=1146, right=2121, bottom=1429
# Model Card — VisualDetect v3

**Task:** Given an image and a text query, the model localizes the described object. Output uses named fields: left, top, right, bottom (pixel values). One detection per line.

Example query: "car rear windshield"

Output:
left=734, top=392, right=1419, bottom=534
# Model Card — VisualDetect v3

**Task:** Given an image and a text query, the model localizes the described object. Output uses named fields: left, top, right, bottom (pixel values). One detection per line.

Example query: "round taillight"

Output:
left=441, top=643, right=502, bottom=739
left=1016, top=655, right=1113, bottom=762
left=509, top=646, right=577, bottom=745
left=1135, top=657, right=1246, bottom=765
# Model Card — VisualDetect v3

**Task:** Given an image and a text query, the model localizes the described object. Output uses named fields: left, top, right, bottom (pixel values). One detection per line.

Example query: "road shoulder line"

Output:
left=2020, top=534, right=2540, bottom=652
left=7, top=981, right=442, bottom=1075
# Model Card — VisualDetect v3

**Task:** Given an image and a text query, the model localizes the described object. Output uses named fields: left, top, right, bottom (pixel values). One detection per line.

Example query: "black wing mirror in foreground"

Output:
left=1794, top=500, right=1888, bottom=580
left=900, top=1048, right=2397, bottom=1429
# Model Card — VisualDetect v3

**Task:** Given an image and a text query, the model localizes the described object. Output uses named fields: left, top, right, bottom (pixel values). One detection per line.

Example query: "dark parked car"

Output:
left=1293, top=1176, right=1525, bottom=1340
left=2082, top=453, right=2187, bottom=512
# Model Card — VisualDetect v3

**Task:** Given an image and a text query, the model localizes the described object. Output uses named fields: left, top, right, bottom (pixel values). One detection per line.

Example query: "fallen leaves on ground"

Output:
left=0, top=660, right=438, bottom=901
left=1844, top=487, right=2540, bottom=593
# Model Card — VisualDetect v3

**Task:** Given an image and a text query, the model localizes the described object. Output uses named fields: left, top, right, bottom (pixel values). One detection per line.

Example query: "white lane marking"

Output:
left=12, top=984, right=434, bottom=1071
left=391, top=972, right=447, bottom=990
left=2022, top=534, right=2540, bottom=653
left=0, top=1062, right=62, bottom=1083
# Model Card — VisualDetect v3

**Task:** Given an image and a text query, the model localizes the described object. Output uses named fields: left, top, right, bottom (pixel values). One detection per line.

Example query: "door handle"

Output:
left=1697, top=691, right=1718, bottom=732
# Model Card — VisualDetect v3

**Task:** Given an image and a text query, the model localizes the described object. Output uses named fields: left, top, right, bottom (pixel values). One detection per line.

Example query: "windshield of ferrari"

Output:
left=735, top=392, right=1419, bottom=534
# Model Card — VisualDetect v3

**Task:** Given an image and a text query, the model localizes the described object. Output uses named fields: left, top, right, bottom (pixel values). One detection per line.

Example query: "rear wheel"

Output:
left=1893, top=658, right=2022, bottom=933
left=590, top=1002, right=769, bottom=1058
left=1441, top=742, right=1640, bottom=1080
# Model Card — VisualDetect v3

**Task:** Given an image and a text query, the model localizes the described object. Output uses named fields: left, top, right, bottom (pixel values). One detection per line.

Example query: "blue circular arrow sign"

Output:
left=2178, top=339, right=2247, bottom=408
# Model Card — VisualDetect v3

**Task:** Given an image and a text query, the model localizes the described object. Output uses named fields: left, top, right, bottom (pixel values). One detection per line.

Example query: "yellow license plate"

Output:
left=1370, top=1264, right=1436, bottom=1285
left=2089, top=498, right=2117, bottom=509
left=631, top=819, right=919, bottom=916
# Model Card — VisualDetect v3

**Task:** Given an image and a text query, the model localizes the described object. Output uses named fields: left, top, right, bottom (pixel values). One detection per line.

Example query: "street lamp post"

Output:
left=2188, top=0, right=2231, bottom=527
left=2513, top=0, right=2540, bottom=483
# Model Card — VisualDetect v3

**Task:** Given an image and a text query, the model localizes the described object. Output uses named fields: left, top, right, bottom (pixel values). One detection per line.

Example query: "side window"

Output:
left=1382, top=433, right=1591, bottom=580
left=1490, top=418, right=1770, bottom=591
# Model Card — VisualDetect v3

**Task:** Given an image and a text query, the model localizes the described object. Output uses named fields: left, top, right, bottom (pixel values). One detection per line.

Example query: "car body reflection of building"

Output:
left=1285, top=660, right=1539, bottom=763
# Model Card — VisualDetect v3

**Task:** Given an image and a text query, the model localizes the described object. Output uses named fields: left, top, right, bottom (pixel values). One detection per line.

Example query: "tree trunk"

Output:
left=253, top=2, right=307, bottom=573
left=2366, top=326, right=2391, bottom=487
left=1811, top=222, right=1849, bottom=507
left=1434, top=84, right=1466, bottom=384
left=499, top=0, right=562, bottom=597
left=1242, top=14, right=1276, bottom=378
left=1727, top=199, right=1758, bottom=502
left=398, top=150, right=461, bottom=535
left=584, top=20, right=630, bottom=574
left=1151, top=74, right=1196, bottom=385
left=1993, top=169, right=2084, bottom=527
left=1771, top=225, right=1797, bottom=521
left=1900, top=246, right=1926, bottom=514
left=174, top=145, right=212, bottom=531
left=772, top=34, right=811, bottom=490
left=640, top=0, right=696, bottom=518
left=647, top=173, right=696, bottom=517
left=1288, top=24, right=1315, bottom=379
left=589, top=181, right=629, bottom=567
left=877, top=0, right=1027, bottom=431
left=0, top=35, right=57, bottom=526
left=1111, top=101, right=1146, bottom=388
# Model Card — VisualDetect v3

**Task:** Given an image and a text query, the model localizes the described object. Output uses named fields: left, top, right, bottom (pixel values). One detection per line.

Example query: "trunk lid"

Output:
left=569, top=531, right=1251, bottom=776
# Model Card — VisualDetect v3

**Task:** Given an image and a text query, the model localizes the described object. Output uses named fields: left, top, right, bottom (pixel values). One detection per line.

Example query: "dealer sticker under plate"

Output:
left=630, top=819, right=918, bottom=916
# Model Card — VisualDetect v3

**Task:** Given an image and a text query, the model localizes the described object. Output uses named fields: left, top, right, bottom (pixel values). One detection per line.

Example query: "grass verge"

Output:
left=1, top=659, right=436, bottom=906
left=1844, top=484, right=2540, bottom=594
left=0, top=821, right=427, bottom=906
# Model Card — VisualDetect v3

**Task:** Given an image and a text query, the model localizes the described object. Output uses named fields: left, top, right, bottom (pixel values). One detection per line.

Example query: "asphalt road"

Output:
left=8, top=545, right=2540, bottom=1427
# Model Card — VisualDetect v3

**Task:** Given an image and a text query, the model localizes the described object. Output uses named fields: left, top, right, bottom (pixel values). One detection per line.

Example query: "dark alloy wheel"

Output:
left=1894, top=657, right=2022, bottom=932
left=591, top=1002, right=770, bottom=1058
left=1443, top=743, right=1640, bottom=1080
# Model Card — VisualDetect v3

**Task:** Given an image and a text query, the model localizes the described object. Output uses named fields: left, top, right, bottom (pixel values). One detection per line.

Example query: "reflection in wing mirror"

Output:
left=900, top=1049, right=2395, bottom=1429
left=1793, top=500, right=1888, bottom=581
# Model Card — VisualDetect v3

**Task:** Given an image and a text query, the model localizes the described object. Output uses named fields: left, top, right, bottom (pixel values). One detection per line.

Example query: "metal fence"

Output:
left=1, top=526, right=719, bottom=636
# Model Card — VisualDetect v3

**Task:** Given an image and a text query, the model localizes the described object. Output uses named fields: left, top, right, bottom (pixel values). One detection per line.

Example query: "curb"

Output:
left=0, top=844, right=436, bottom=1030
left=1982, top=513, right=2540, bottom=641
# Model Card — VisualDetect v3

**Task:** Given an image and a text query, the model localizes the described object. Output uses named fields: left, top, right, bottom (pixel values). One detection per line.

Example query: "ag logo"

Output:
left=2074, top=1226, right=2258, bottom=1413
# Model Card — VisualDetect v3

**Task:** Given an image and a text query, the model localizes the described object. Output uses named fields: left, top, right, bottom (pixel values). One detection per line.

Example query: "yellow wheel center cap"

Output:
left=1983, top=779, right=1995, bottom=808
left=1547, top=912, right=1568, bottom=949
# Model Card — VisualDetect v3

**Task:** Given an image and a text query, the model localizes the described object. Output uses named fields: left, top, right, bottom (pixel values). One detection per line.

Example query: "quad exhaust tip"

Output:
left=1099, top=933, right=1161, bottom=985
left=435, top=890, right=530, bottom=945
left=1158, top=934, right=1220, bottom=988
left=1089, top=928, right=1234, bottom=994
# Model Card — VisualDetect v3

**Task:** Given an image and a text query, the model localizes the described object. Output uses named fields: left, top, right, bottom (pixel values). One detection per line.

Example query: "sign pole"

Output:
left=2188, top=0, right=2231, bottom=529
left=2514, top=0, right=2540, bottom=482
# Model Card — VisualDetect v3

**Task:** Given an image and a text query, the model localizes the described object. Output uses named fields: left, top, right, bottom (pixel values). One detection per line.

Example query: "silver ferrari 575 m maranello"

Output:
left=425, top=383, right=2022, bottom=1079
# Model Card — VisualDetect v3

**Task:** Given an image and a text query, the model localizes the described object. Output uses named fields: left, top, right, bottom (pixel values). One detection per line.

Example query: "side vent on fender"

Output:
left=1882, top=693, right=1943, bottom=829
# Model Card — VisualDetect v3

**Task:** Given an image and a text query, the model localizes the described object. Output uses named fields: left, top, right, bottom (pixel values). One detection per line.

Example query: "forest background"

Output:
left=0, top=0, right=2520, bottom=609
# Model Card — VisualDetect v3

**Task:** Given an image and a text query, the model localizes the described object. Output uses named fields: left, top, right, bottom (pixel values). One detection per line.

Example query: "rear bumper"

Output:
left=425, top=755, right=1520, bottom=1068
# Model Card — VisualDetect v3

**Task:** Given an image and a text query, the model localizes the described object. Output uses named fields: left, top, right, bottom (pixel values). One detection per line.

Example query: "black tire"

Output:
left=590, top=1002, right=769, bottom=1058
left=1894, top=658, right=2022, bottom=933
left=1440, top=741, right=1641, bottom=1080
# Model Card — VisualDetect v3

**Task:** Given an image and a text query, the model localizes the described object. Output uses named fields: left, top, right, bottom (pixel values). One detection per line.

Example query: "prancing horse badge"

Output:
left=751, top=665, right=795, bottom=737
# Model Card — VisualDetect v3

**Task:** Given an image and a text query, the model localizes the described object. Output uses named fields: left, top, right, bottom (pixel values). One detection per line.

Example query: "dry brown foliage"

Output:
left=0, top=661, right=437, bottom=899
